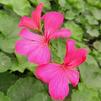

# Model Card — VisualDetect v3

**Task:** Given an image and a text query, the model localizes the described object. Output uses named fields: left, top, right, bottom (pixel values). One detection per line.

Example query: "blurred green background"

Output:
left=0, top=0, right=101, bottom=101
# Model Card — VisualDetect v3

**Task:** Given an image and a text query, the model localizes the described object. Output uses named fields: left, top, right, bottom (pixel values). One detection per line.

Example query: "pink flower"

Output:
left=35, top=39, right=87, bottom=100
left=15, top=12, right=71, bottom=64
left=19, top=3, right=44, bottom=30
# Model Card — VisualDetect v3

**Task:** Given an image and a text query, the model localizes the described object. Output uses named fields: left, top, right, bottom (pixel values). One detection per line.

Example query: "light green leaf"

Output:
left=58, top=0, right=66, bottom=7
left=10, top=54, right=36, bottom=73
left=0, top=0, right=11, bottom=5
left=64, top=21, right=83, bottom=41
left=51, top=39, right=66, bottom=63
left=76, top=42, right=91, bottom=53
left=11, top=60, right=36, bottom=73
left=0, top=0, right=32, bottom=16
left=0, top=92, right=11, bottom=101
left=0, top=52, right=12, bottom=72
left=71, top=83, right=100, bottom=101
left=87, top=0, right=101, bottom=8
left=86, top=26, right=100, bottom=37
left=93, top=41, right=101, bottom=52
left=29, top=0, right=51, bottom=10
left=7, top=77, right=45, bottom=101
left=0, top=10, right=20, bottom=38
left=65, top=10, right=77, bottom=20
left=91, top=7, right=101, bottom=20
left=92, top=50, right=101, bottom=67
left=40, top=0, right=51, bottom=10
left=85, top=14, right=98, bottom=25
left=72, top=0, right=86, bottom=12
left=0, top=10, right=19, bottom=53
left=75, top=15, right=87, bottom=26
left=79, top=55, right=101, bottom=89
left=28, top=93, right=51, bottom=101
left=0, top=36, right=18, bottom=53
left=10, top=54, right=37, bottom=73
left=67, top=0, right=78, bottom=4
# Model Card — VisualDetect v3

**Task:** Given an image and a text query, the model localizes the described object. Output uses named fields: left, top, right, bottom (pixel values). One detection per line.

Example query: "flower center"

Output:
left=42, top=37, right=49, bottom=46
left=61, top=63, right=67, bottom=70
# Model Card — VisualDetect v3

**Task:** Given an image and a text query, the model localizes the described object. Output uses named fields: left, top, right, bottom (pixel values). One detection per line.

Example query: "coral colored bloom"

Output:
left=15, top=12, right=71, bottom=64
left=19, top=3, right=44, bottom=30
left=35, top=39, right=87, bottom=100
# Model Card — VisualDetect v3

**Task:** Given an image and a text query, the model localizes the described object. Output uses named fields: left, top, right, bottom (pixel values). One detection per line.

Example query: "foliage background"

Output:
left=0, top=0, right=101, bottom=101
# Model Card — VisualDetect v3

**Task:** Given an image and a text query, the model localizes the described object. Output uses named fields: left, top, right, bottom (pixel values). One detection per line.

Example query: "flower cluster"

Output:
left=15, top=3, right=87, bottom=101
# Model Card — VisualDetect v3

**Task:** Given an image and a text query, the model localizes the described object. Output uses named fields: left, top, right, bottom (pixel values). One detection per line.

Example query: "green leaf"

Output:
left=0, top=0, right=11, bottom=5
left=65, top=10, right=77, bottom=20
left=67, top=0, right=78, bottom=4
left=71, top=83, right=100, bottom=101
left=90, top=7, right=101, bottom=20
left=92, top=50, right=101, bottom=67
left=87, top=0, right=101, bottom=8
left=0, top=36, right=18, bottom=53
left=10, top=54, right=36, bottom=73
left=79, top=55, right=101, bottom=89
left=76, top=42, right=91, bottom=53
left=7, top=77, right=45, bottom=101
left=75, top=15, right=87, bottom=26
left=0, top=10, right=19, bottom=53
left=28, top=93, right=51, bottom=101
left=29, top=0, right=51, bottom=10
left=64, top=21, right=83, bottom=41
left=0, top=92, right=11, bottom=101
left=0, top=71, right=18, bottom=93
left=85, top=14, right=98, bottom=25
left=0, top=10, right=19, bottom=38
left=51, top=39, right=66, bottom=63
left=93, top=41, right=101, bottom=52
left=0, top=52, right=12, bottom=72
left=40, top=0, right=51, bottom=10
left=0, top=0, right=32, bottom=16
left=72, top=0, right=86, bottom=12
left=99, top=89, right=101, bottom=99
left=58, top=0, right=66, bottom=7
left=86, top=26, right=100, bottom=37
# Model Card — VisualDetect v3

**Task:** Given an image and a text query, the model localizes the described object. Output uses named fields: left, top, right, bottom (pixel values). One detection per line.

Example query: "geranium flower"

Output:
left=35, top=39, right=87, bottom=100
left=19, top=3, right=44, bottom=30
left=15, top=11, right=71, bottom=64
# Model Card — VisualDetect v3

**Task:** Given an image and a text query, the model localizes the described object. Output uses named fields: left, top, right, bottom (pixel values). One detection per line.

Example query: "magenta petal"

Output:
left=15, top=39, right=38, bottom=55
left=49, top=28, right=71, bottom=39
left=68, top=48, right=87, bottom=68
left=49, top=71, right=69, bottom=100
left=42, top=12, right=64, bottom=37
left=64, top=39, right=87, bottom=68
left=31, top=3, right=44, bottom=29
left=35, top=63, right=61, bottom=83
left=66, top=70, right=79, bottom=87
left=18, top=16, right=36, bottom=29
left=28, top=44, right=51, bottom=64
left=19, top=28, right=42, bottom=41
left=64, top=39, right=76, bottom=64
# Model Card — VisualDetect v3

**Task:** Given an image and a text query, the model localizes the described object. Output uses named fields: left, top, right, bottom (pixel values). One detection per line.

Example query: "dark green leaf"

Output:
left=0, top=71, right=18, bottom=93
left=7, top=77, right=45, bottom=101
